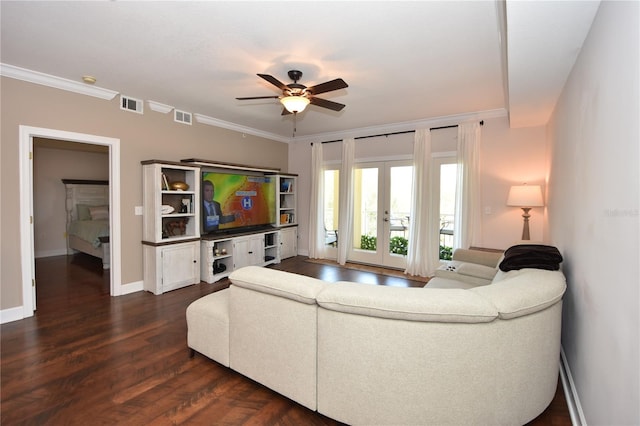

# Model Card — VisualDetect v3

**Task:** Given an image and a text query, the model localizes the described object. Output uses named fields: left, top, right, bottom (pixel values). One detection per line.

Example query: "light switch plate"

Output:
left=135, top=206, right=143, bottom=216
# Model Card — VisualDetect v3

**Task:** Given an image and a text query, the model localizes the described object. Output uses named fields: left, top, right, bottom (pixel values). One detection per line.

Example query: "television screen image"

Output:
left=202, top=171, right=275, bottom=234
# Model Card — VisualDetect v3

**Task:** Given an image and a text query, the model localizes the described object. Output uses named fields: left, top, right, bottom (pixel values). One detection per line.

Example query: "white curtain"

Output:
left=336, top=138, right=355, bottom=265
left=405, top=129, right=440, bottom=277
left=308, top=142, right=326, bottom=259
left=454, top=121, right=482, bottom=250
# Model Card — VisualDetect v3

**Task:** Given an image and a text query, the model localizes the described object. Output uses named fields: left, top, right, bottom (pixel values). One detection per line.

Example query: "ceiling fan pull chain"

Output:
left=293, top=112, right=297, bottom=137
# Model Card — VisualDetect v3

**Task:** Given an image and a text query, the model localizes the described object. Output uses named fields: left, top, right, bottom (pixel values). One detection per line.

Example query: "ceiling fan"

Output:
left=236, top=70, right=348, bottom=115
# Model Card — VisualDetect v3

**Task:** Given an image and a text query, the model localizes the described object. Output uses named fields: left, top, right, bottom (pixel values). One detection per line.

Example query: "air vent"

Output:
left=174, top=110, right=192, bottom=125
left=120, top=95, right=143, bottom=114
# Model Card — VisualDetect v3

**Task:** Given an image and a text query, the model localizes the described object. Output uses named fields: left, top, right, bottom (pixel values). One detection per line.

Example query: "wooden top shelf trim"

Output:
left=140, top=159, right=200, bottom=168
left=180, top=158, right=280, bottom=173
left=61, top=179, right=109, bottom=185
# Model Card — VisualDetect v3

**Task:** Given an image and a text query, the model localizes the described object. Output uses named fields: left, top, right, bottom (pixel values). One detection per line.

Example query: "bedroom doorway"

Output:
left=19, top=126, right=121, bottom=318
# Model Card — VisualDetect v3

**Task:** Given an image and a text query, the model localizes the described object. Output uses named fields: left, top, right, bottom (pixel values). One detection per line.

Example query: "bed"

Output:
left=62, top=179, right=110, bottom=269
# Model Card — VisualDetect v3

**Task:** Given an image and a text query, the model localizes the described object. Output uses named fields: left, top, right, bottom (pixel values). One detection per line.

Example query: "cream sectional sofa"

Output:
left=187, top=256, right=566, bottom=425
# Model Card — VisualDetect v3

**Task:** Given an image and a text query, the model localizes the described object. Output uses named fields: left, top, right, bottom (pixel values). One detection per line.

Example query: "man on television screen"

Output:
left=202, top=180, right=235, bottom=232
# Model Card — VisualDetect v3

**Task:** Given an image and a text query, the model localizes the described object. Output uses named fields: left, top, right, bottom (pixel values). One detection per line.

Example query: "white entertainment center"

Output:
left=141, top=159, right=298, bottom=293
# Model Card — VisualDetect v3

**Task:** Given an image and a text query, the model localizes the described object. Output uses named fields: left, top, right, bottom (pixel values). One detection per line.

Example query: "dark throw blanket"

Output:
left=499, top=244, right=563, bottom=272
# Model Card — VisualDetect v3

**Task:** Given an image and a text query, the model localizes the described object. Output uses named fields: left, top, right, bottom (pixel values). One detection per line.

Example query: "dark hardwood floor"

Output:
left=1, top=254, right=571, bottom=425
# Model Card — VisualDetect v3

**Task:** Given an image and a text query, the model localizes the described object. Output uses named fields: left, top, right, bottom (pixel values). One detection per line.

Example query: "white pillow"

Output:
left=89, top=205, right=109, bottom=220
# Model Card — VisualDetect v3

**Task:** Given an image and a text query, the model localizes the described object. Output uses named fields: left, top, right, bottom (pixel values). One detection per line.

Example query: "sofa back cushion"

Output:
left=471, top=269, right=566, bottom=319
left=452, top=248, right=503, bottom=267
left=316, top=281, right=498, bottom=323
left=229, top=266, right=326, bottom=304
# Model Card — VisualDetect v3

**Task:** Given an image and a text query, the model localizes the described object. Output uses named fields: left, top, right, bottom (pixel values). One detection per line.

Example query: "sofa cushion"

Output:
left=457, top=262, right=498, bottom=280
left=434, top=261, right=495, bottom=286
left=426, top=277, right=488, bottom=290
left=471, top=269, right=566, bottom=319
left=492, top=268, right=528, bottom=283
left=452, top=248, right=503, bottom=267
left=317, top=281, right=498, bottom=323
left=229, top=266, right=326, bottom=305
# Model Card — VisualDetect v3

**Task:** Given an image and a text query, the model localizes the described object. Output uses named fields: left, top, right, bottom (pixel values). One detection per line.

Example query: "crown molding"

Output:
left=147, top=100, right=174, bottom=113
left=0, top=63, right=118, bottom=100
left=193, top=113, right=290, bottom=144
left=294, top=109, right=509, bottom=144
left=1, top=63, right=508, bottom=145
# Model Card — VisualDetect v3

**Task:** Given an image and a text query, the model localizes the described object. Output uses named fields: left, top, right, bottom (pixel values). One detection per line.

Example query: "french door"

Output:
left=348, top=160, right=413, bottom=269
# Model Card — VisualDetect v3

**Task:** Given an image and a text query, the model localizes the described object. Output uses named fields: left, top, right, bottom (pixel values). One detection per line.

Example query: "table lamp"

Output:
left=507, top=184, right=544, bottom=240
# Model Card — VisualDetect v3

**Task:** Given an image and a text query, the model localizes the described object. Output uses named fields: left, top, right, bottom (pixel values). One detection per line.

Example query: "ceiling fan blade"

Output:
left=309, top=97, right=346, bottom=111
left=236, top=96, right=280, bottom=100
left=307, top=78, right=348, bottom=95
left=257, top=73, right=288, bottom=90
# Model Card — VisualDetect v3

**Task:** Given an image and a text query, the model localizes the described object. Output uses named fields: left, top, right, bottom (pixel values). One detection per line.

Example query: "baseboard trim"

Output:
left=560, top=345, right=587, bottom=426
left=1, top=281, right=143, bottom=324
left=121, top=280, right=143, bottom=295
left=35, top=249, right=68, bottom=258
left=0, top=306, right=26, bottom=324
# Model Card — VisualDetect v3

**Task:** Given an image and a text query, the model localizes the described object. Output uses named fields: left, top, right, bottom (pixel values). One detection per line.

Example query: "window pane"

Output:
left=354, top=167, right=378, bottom=251
left=439, top=163, right=457, bottom=259
left=389, top=166, right=412, bottom=255
left=323, top=170, right=339, bottom=246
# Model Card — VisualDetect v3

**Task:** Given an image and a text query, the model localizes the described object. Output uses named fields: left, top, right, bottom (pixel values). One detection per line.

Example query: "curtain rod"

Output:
left=315, top=120, right=483, bottom=145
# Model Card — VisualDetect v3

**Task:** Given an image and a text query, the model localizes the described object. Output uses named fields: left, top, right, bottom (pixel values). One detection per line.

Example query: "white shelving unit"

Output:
left=142, top=160, right=201, bottom=294
left=200, top=230, right=281, bottom=284
left=274, top=174, right=297, bottom=226
left=279, top=226, right=298, bottom=260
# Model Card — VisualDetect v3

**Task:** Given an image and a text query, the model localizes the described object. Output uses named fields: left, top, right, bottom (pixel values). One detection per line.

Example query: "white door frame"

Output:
left=19, top=125, right=122, bottom=318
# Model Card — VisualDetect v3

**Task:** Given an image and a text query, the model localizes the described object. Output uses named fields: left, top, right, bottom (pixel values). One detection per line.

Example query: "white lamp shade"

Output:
left=280, top=96, right=310, bottom=113
left=507, top=185, right=544, bottom=207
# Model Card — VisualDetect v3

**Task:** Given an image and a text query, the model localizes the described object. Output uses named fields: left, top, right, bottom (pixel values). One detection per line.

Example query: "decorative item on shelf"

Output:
left=214, top=247, right=220, bottom=256
left=213, top=261, right=226, bottom=274
left=180, top=198, right=190, bottom=213
left=169, top=181, right=189, bottom=191
left=161, top=205, right=175, bottom=214
left=281, top=181, right=292, bottom=192
left=164, top=218, right=189, bottom=236
left=221, top=248, right=227, bottom=255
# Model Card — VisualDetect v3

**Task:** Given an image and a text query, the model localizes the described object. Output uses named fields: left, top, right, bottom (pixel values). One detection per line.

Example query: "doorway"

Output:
left=19, top=126, right=121, bottom=318
left=348, top=160, right=413, bottom=269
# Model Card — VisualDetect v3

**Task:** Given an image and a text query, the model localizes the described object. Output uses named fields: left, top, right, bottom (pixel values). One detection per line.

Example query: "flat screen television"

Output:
left=201, top=170, right=276, bottom=235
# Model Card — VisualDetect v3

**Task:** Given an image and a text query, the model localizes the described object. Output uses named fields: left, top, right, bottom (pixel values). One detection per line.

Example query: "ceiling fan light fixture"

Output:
left=280, top=95, right=310, bottom=113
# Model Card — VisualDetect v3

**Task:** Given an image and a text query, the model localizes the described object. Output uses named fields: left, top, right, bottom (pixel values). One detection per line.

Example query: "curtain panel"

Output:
left=405, top=129, right=440, bottom=277
left=308, top=142, right=325, bottom=259
left=337, top=138, right=355, bottom=265
left=454, top=121, right=482, bottom=250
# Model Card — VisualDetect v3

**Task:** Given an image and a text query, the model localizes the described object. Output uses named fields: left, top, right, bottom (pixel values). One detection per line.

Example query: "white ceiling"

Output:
left=0, top=1, right=599, bottom=142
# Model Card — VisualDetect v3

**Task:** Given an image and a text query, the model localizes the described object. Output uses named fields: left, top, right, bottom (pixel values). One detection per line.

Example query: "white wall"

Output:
left=480, top=119, right=547, bottom=249
left=2, top=77, right=288, bottom=311
left=289, top=116, right=548, bottom=256
left=547, top=2, right=639, bottom=424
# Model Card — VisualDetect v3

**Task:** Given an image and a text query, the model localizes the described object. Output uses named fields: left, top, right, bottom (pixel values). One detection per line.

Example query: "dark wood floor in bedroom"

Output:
left=1, top=254, right=571, bottom=425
